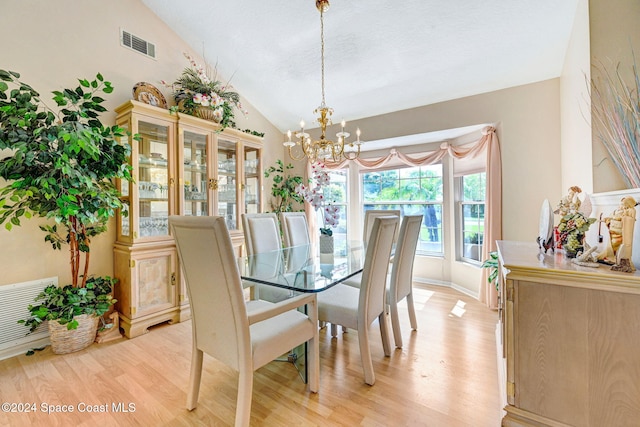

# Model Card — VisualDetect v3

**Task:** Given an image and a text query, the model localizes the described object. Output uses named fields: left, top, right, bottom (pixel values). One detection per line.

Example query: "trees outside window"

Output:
left=362, top=165, right=443, bottom=255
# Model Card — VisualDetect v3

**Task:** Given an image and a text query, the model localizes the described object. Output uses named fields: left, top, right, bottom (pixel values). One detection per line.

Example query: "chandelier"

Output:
left=283, top=0, right=363, bottom=163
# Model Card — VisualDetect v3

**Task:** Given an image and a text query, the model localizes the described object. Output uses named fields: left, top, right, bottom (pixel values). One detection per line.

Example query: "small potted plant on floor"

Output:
left=0, top=69, right=133, bottom=354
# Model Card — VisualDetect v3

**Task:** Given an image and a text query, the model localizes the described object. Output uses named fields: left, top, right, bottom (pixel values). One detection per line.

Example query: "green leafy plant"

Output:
left=0, top=69, right=133, bottom=331
left=264, top=159, right=304, bottom=215
left=481, top=251, right=499, bottom=291
left=19, top=276, right=117, bottom=332
left=164, top=52, right=247, bottom=129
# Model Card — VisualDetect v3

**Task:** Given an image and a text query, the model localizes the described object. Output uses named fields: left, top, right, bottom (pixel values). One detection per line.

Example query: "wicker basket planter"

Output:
left=177, top=100, right=221, bottom=123
left=48, top=314, right=99, bottom=354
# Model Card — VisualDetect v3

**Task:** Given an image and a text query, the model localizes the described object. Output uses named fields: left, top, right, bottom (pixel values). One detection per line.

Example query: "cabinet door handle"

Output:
left=171, top=272, right=176, bottom=286
left=209, top=178, right=218, bottom=190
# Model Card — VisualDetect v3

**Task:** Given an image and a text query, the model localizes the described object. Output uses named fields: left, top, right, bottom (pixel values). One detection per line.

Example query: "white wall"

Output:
left=560, top=0, right=593, bottom=193
left=589, top=0, right=640, bottom=192
left=0, top=0, right=282, bottom=286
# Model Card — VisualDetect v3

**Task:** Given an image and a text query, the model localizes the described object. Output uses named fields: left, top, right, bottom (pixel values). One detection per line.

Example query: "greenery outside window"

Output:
left=362, top=165, right=443, bottom=255
left=458, top=172, right=486, bottom=263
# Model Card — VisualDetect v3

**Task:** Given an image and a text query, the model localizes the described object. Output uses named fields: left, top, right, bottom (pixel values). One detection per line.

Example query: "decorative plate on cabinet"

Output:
left=132, top=82, right=167, bottom=109
left=537, top=199, right=554, bottom=253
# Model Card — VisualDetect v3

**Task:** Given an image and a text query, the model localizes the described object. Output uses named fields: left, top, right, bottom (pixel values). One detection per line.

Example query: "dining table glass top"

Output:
left=238, top=240, right=367, bottom=292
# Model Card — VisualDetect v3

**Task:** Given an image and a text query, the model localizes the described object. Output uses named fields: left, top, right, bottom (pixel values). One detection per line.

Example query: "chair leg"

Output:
left=378, top=313, right=392, bottom=356
left=330, top=323, right=338, bottom=337
left=389, top=299, right=403, bottom=349
left=186, top=348, right=204, bottom=410
left=235, top=369, right=253, bottom=427
left=407, top=292, right=418, bottom=330
left=358, top=326, right=375, bottom=385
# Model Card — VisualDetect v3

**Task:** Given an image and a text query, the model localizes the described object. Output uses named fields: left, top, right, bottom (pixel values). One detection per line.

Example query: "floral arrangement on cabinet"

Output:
left=162, top=53, right=248, bottom=128
left=295, top=162, right=340, bottom=236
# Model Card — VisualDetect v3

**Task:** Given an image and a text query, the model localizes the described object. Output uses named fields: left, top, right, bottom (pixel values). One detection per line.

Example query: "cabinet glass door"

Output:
left=116, top=123, right=132, bottom=240
left=217, top=139, right=237, bottom=230
left=243, top=146, right=261, bottom=214
left=182, top=131, right=208, bottom=216
left=138, top=121, right=170, bottom=237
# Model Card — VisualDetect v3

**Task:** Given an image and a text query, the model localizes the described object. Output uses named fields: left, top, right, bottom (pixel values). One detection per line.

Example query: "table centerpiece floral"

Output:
left=295, top=162, right=340, bottom=253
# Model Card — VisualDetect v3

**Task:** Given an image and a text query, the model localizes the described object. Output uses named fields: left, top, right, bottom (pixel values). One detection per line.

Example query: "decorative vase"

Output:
left=319, top=234, right=334, bottom=254
left=48, top=314, right=99, bottom=354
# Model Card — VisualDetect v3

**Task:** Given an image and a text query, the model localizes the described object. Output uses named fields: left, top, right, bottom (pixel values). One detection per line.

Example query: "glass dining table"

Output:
left=237, top=240, right=367, bottom=381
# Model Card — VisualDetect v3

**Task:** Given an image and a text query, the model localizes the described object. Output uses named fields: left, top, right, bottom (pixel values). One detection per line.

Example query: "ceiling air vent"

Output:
left=121, top=29, right=156, bottom=59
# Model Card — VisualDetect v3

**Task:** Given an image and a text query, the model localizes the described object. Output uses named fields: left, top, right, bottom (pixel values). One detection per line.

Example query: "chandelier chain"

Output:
left=320, top=8, right=326, bottom=107
left=283, top=0, right=363, bottom=163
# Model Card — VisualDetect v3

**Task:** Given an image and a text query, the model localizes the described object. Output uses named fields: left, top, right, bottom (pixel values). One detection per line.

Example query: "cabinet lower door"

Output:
left=114, top=245, right=181, bottom=338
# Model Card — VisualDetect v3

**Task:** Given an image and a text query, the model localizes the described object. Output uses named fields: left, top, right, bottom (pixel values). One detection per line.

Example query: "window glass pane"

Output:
left=462, top=172, right=486, bottom=201
left=362, top=165, right=442, bottom=203
left=460, top=172, right=486, bottom=262
left=361, top=164, right=443, bottom=255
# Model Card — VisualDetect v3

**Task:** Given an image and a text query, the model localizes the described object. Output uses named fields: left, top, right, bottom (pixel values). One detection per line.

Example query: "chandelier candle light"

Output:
left=284, top=0, right=364, bottom=163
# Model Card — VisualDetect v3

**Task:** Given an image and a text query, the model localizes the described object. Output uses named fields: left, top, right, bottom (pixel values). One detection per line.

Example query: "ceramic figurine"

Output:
left=554, top=186, right=582, bottom=216
left=598, top=195, right=638, bottom=272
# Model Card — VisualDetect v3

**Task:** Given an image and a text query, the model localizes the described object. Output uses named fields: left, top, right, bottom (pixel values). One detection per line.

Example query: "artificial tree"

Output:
left=0, top=69, right=133, bottom=335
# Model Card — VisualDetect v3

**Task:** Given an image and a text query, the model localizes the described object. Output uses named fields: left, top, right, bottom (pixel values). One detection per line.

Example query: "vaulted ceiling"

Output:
left=142, top=0, right=579, bottom=135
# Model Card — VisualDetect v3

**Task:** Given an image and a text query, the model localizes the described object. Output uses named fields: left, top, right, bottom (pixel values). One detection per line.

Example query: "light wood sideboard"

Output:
left=497, top=240, right=640, bottom=427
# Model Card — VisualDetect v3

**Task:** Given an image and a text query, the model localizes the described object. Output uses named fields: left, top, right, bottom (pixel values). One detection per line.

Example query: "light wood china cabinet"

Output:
left=497, top=240, right=640, bottom=427
left=113, top=100, right=262, bottom=338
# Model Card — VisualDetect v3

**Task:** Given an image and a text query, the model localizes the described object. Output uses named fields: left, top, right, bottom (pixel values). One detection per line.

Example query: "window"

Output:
left=362, top=165, right=443, bottom=255
left=316, top=168, right=348, bottom=250
left=458, top=172, right=486, bottom=263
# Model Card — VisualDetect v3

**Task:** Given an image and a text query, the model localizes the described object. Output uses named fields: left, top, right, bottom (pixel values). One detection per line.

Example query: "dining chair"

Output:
left=169, top=216, right=319, bottom=427
left=241, top=212, right=282, bottom=254
left=343, top=214, right=423, bottom=348
left=363, top=209, right=401, bottom=247
left=317, top=215, right=398, bottom=385
left=241, top=213, right=290, bottom=302
left=280, top=211, right=311, bottom=247
left=386, top=214, right=423, bottom=348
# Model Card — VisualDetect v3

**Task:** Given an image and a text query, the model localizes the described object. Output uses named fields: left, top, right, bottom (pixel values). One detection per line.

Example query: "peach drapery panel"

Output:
left=325, top=126, right=502, bottom=308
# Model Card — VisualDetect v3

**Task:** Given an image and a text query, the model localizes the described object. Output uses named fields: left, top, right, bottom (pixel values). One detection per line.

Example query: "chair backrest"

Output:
left=363, top=209, right=401, bottom=246
left=241, top=213, right=282, bottom=255
left=280, top=212, right=311, bottom=248
left=169, top=216, right=249, bottom=371
left=358, top=216, right=399, bottom=325
left=389, top=215, right=423, bottom=301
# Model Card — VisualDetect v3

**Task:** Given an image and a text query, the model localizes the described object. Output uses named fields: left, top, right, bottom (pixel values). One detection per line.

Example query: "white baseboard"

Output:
left=0, top=337, right=50, bottom=361
left=413, top=277, right=480, bottom=300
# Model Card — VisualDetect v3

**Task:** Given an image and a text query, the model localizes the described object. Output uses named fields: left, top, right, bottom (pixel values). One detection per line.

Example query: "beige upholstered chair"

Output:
left=317, top=215, right=398, bottom=385
left=169, top=216, right=319, bottom=427
left=280, top=212, right=311, bottom=247
left=241, top=212, right=282, bottom=254
left=386, top=214, right=422, bottom=348
left=344, top=214, right=423, bottom=348
left=241, top=213, right=289, bottom=302
left=363, top=209, right=401, bottom=247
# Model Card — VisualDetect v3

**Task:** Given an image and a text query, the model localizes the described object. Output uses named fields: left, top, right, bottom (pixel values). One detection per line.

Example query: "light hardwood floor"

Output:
left=0, top=285, right=504, bottom=426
